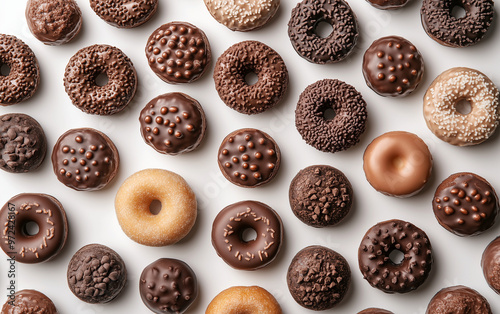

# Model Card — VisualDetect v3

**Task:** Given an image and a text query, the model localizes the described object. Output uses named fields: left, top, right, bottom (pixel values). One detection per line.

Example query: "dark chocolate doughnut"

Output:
left=421, top=0, right=494, bottom=47
left=0, top=34, right=39, bottom=105
left=63, top=44, right=137, bottom=115
left=367, top=0, right=409, bottom=9
left=295, top=79, right=367, bottom=153
left=2, top=290, right=57, bottom=314
left=358, top=219, right=433, bottom=293
left=212, top=201, right=283, bottom=270
left=425, top=285, right=492, bottom=313
left=288, top=0, right=359, bottom=64
left=90, top=0, right=158, bottom=28
left=358, top=308, right=394, bottom=314
left=214, top=40, right=288, bottom=115
left=482, top=236, right=500, bottom=294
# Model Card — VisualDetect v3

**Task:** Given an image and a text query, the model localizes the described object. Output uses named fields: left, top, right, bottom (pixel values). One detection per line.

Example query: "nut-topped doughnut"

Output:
left=206, top=286, right=282, bottom=314
left=2, top=290, right=57, bottom=314
left=90, top=0, right=158, bottom=28
left=367, top=0, right=409, bottom=9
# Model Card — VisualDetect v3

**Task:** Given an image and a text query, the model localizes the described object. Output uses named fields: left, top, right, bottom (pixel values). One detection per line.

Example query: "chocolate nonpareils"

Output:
left=90, top=0, right=158, bottom=28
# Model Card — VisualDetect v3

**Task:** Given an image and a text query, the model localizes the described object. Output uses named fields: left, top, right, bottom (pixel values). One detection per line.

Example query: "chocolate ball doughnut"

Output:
left=0, top=34, right=39, bottom=105
left=206, top=286, right=282, bottom=314
left=482, top=236, right=500, bottom=294
left=433, top=172, right=498, bottom=236
left=140, top=258, right=198, bottom=314
left=367, top=0, right=409, bottom=9
left=0, top=193, right=68, bottom=264
left=288, top=0, right=359, bottom=64
left=358, top=308, right=394, bottom=314
left=289, top=165, right=353, bottom=227
left=421, top=0, right=494, bottom=47
left=214, top=40, right=288, bottom=115
left=90, top=0, right=158, bottom=28
left=0, top=113, right=47, bottom=173
left=295, top=79, right=367, bottom=153
left=358, top=219, right=433, bottom=293
left=2, top=290, right=57, bottom=314
left=63, top=44, right=137, bottom=115
left=425, top=285, right=492, bottom=314
left=26, top=0, right=82, bottom=45
left=287, top=245, right=350, bottom=310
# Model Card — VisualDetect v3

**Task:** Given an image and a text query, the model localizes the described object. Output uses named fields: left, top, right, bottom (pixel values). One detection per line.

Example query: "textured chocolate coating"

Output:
left=218, top=129, right=280, bottom=188
left=67, top=244, right=127, bottom=304
left=288, top=0, right=359, bottom=64
left=146, top=22, right=211, bottom=84
left=140, top=258, right=197, bottom=314
left=358, top=219, right=433, bottom=293
left=90, top=0, right=158, bottom=28
left=26, top=0, right=82, bottom=45
left=289, top=165, right=353, bottom=227
left=0, top=193, right=68, bottom=264
left=295, top=79, right=367, bottom=153
left=52, top=128, right=119, bottom=191
left=63, top=44, right=137, bottom=115
left=421, top=0, right=494, bottom=47
left=367, top=0, right=409, bottom=9
left=0, top=34, right=39, bottom=105
left=433, top=172, right=498, bottom=236
left=214, top=40, right=288, bottom=115
left=363, top=36, right=424, bottom=97
left=2, top=289, right=57, bottom=314
left=426, top=285, right=492, bottom=314
left=287, top=245, right=350, bottom=310
left=0, top=113, right=47, bottom=173
left=482, top=236, right=500, bottom=294
left=358, top=308, right=394, bottom=314
left=212, top=201, right=283, bottom=270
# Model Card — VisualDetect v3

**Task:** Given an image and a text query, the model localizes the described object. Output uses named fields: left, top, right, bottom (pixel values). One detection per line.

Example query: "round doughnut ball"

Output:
left=115, top=169, right=197, bottom=246
left=367, top=0, right=409, bottom=9
left=358, top=309, right=394, bottom=314
left=0, top=34, right=40, bottom=105
left=2, top=290, right=57, bottom=314
left=90, top=0, right=158, bottom=28
left=295, top=79, right=367, bottom=153
left=482, top=236, right=500, bottom=294
left=423, top=67, right=499, bottom=146
left=425, top=285, right=492, bottom=314
left=206, top=286, right=282, bottom=314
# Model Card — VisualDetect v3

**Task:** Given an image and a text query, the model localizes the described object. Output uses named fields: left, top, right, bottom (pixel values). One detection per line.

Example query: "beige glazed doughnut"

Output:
left=115, top=169, right=197, bottom=246
left=206, top=286, right=282, bottom=314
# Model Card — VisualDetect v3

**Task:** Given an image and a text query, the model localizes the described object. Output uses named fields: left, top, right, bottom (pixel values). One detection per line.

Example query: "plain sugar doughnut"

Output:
left=206, top=286, right=282, bottom=314
left=115, top=169, right=197, bottom=246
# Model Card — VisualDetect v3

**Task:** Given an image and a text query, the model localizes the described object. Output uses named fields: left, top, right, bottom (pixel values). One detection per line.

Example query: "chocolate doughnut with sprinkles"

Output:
left=90, top=0, right=158, bottom=28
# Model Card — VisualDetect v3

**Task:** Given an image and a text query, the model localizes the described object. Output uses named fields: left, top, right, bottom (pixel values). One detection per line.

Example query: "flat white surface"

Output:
left=1, top=0, right=500, bottom=313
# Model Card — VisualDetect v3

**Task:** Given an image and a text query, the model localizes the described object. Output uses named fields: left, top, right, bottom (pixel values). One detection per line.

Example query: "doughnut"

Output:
left=423, top=67, right=499, bottom=146
left=67, top=243, right=127, bottom=304
left=358, top=308, right=394, bottom=314
left=206, top=286, right=282, bottom=314
left=433, top=172, right=498, bottom=236
left=288, top=0, right=359, bottom=64
left=363, top=36, right=424, bottom=97
left=115, top=169, right=197, bottom=246
left=140, top=92, right=207, bottom=155
left=358, top=219, right=433, bottom=294
left=367, top=0, right=409, bottom=9
left=52, top=128, right=119, bottom=191
left=482, top=236, right=500, bottom=294
left=287, top=245, right=350, bottom=310
left=218, top=128, right=281, bottom=188
left=363, top=131, right=433, bottom=197
left=203, top=0, right=280, bottom=32
left=295, top=79, right=367, bottom=153
left=289, top=165, right=353, bottom=227
left=421, top=0, right=494, bottom=47
left=146, top=22, right=211, bottom=84
left=90, top=0, right=158, bottom=28
left=214, top=40, right=288, bottom=115
left=63, top=44, right=137, bottom=115
left=0, top=113, right=47, bottom=173
left=0, top=34, right=40, bottom=105
left=212, top=200, right=283, bottom=270
left=25, top=0, right=82, bottom=45
left=0, top=193, right=68, bottom=264
left=2, top=289, right=57, bottom=314
left=425, top=285, right=492, bottom=313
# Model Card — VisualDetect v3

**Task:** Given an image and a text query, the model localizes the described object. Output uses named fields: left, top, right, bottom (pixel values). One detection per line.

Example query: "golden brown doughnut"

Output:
left=206, top=286, right=282, bottom=314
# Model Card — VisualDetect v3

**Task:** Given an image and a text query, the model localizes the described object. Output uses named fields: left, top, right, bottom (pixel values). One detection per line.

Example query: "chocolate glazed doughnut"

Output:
left=90, top=0, right=158, bottom=28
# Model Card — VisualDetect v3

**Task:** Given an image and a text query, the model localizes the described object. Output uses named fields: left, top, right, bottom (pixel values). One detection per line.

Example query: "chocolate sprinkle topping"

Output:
left=90, top=0, right=158, bottom=28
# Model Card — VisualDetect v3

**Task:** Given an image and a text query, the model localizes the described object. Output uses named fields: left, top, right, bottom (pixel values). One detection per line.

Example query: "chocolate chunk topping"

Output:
left=90, top=0, right=158, bottom=28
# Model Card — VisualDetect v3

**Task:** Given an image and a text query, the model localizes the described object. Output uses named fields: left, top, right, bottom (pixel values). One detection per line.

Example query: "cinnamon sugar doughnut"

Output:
left=206, top=286, right=282, bottom=314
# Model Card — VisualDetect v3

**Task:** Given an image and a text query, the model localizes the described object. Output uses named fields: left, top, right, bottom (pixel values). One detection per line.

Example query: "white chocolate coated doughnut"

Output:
left=206, top=286, right=282, bottom=314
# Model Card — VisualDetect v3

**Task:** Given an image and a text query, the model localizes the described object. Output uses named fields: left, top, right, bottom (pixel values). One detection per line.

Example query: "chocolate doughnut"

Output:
left=358, top=308, right=394, bottom=314
left=218, top=128, right=280, bottom=188
left=425, top=285, right=492, bottom=313
left=26, top=0, right=82, bottom=45
left=0, top=193, right=68, bottom=264
left=90, top=0, right=158, bottom=28
left=140, top=258, right=198, bottom=313
left=63, top=44, right=137, bottom=115
left=0, top=34, right=39, bottom=105
left=367, top=0, right=409, bottom=9
left=363, top=36, right=424, bottom=97
left=287, top=245, right=350, bottom=310
left=295, top=79, right=367, bottom=153
left=482, top=236, right=500, bottom=294
left=52, top=128, right=119, bottom=191
left=421, top=0, right=494, bottom=47
left=212, top=201, right=283, bottom=270
left=288, top=0, right=359, bottom=64
left=146, top=22, right=211, bottom=84
left=2, top=290, right=57, bottom=314
left=0, top=113, right=47, bottom=173
left=358, top=219, right=433, bottom=293
left=289, top=165, right=353, bottom=227
left=433, top=172, right=498, bottom=236
left=214, top=41, right=288, bottom=115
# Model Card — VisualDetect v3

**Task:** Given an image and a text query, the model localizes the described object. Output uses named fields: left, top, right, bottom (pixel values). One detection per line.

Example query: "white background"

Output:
left=1, top=0, right=500, bottom=313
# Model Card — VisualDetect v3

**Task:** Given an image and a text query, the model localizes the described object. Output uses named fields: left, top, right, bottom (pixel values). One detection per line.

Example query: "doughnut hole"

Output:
left=323, top=108, right=336, bottom=121
left=149, top=199, right=162, bottom=215
left=392, top=156, right=406, bottom=171
left=95, top=72, right=109, bottom=87
left=23, top=221, right=40, bottom=236
left=389, top=249, right=405, bottom=265
left=241, top=227, right=258, bottom=242
left=455, top=98, right=472, bottom=115
left=451, top=5, right=466, bottom=19
left=314, top=20, right=334, bottom=38
left=244, top=71, right=259, bottom=86
left=0, top=63, right=10, bottom=76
